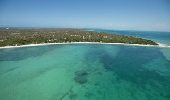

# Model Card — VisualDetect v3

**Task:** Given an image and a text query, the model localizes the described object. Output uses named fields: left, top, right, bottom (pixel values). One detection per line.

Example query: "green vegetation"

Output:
left=0, top=28, right=158, bottom=47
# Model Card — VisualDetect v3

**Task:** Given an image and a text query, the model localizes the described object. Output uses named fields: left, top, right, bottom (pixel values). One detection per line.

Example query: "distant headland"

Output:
left=0, top=28, right=158, bottom=47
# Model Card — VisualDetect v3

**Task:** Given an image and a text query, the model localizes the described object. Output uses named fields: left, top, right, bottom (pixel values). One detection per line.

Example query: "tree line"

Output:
left=0, top=28, right=158, bottom=46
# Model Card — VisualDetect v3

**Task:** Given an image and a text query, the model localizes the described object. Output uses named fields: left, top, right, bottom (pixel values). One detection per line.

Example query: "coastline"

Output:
left=0, top=42, right=169, bottom=49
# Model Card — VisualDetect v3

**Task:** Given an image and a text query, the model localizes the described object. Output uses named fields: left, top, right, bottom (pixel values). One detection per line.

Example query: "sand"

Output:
left=0, top=42, right=169, bottom=49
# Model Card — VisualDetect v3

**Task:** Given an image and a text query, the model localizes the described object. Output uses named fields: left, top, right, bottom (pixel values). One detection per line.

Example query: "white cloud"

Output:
left=0, top=22, right=15, bottom=26
left=103, top=23, right=113, bottom=27
left=152, top=23, right=170, bottom=31
left=114, top=23, right=128, bottom=27
left=153, top=23, right=170, bottom=28
left=102, top=22, right=170, bottom=31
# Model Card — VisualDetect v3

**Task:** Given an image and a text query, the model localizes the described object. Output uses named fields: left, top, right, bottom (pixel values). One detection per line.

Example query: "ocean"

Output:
left=0, top=29, right=170, bottom=100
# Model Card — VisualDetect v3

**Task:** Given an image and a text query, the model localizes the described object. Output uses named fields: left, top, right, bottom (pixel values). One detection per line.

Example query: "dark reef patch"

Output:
left=75, top=70, right=87, bottom=76
left=69, top=93, right=77, bottom=100
left=85, top=92, right=93, bottom=98
left=84, top=45, right=170, bottom=97
left=74, top=70, right=88, bottom=84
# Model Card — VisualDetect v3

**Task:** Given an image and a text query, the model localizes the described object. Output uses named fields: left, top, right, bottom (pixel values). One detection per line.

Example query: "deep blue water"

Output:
left=85, top=28, right=170, bottom=45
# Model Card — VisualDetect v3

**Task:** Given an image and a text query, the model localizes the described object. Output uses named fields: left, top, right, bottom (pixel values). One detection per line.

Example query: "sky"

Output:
left=0, top=0, right=170, bottom=31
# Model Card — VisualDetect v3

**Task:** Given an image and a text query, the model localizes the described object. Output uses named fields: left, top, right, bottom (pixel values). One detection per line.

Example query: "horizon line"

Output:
left=0, top=27, right=169, bottom=32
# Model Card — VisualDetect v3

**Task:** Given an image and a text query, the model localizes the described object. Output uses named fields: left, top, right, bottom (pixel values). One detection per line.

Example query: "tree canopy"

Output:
left=0, top=28, right=158, bottom=47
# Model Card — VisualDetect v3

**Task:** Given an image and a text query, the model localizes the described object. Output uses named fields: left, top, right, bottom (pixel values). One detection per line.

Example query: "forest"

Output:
left=0, top=28, right=158, bottom=47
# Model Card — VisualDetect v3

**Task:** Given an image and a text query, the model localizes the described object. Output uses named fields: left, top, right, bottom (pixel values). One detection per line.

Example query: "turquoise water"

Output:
left=0, top=44, right=170, bottom=100
left=0, top=30, right=170, bottom=100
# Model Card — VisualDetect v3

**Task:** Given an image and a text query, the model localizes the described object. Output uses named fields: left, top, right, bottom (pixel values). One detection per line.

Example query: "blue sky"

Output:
left=0, top=0, right=170, bottom=31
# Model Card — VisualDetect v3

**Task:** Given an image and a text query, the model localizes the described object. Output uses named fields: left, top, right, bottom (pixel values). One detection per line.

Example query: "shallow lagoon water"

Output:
left=0, top=44, right=170, bottom=100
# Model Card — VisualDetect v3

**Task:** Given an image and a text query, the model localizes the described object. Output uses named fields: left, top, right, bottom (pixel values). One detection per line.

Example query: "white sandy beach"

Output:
left=0, top=42, right=169, bottom=49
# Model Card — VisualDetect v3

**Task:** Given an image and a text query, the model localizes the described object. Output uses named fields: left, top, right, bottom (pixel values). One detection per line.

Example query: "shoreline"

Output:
left=0, top=42, right=169, bottom=49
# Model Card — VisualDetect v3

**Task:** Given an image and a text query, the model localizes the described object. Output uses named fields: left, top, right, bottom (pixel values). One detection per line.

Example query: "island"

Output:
left=0, top=28, right=158, bottom=47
